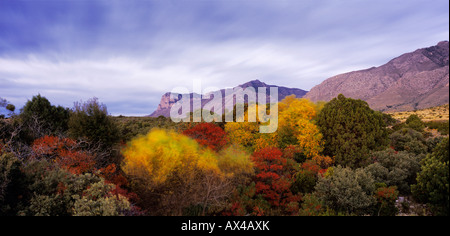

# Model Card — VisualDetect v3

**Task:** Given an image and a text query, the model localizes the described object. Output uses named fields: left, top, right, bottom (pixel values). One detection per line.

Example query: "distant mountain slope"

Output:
left=149, top=80, right=307, bottom=117
left=304, top=41, right=449, bottom=112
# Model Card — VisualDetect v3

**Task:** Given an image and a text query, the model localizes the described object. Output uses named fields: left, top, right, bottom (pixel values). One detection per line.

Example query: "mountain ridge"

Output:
left=304, top=41, right=449, bottom=112
left=149, top=80, right=308, bottom=117
left=149, top=41, right=449, bottom=117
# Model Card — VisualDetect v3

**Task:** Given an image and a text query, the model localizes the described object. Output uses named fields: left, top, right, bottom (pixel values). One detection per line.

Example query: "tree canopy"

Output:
left=20, top=94, right=70, bottom=136
left=316, top=94, right=389, bottom=168
left=412, top=137, right=449, bottom=216
left=68, top=97, right=119, bottom=149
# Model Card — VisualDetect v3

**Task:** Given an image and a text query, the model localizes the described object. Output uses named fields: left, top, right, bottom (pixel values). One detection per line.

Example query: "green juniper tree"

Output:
left=412, top=137, right=449, bottom=216
left=68, top=97, right=119, bottom=150
left=20, top=94, right=70, bottom=136
left=405, top=114, right=425, bottom=133
left=316, top=94, right=389, bottom=168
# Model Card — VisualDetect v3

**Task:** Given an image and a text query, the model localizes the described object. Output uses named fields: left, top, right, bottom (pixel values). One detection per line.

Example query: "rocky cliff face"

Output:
left=149, top=80, right=308, bottom=117
left=149, top=92, right=183, bottom=118
left=304, top=41, right=449, bottom=112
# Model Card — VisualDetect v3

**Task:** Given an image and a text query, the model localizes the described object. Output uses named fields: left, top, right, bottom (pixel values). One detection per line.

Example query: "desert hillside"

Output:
left=305, top=41, right=449, bottom=112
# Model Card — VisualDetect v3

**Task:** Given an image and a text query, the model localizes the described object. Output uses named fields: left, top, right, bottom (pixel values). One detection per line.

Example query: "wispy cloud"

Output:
left=0, top=0, right=448, bottom=116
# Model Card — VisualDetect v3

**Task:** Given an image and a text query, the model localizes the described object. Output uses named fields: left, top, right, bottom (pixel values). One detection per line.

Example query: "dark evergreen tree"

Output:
left=365, top=148, right=424, bottom=194
left=405, top=114, right=425, bottom=133
left=389, top=128, right=428, bottom=155
left=412, top=137, right=449, bottom=216
left=68, top=97, right=119, bottom=150
left=316, top=94, right=389, bottom=168
left=0, top=153, right=27, bottom=216
left=20, top=94, right=70, bottom=136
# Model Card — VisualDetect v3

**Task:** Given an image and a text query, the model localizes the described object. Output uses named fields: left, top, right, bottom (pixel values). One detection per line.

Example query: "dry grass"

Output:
left=386, top=104, right=449, bottom=122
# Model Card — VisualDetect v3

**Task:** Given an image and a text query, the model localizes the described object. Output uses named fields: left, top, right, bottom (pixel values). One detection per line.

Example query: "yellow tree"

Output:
left=225, top=97, right=324, bottom=156
left=224, top=104, right=277, bottom=152
left=121, top=129, right=253, bottom=215
left=224, top=121, right=259, bottom=151
left=277, top=96, right=324, bottom=158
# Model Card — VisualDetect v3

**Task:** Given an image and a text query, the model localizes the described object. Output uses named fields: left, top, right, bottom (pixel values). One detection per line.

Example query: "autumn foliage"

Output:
left=224, top=96, right=324, bottom=158
left=311, top=155, right=334, bottom=170
left=182, top=123, right=228, bottom=151
left=121, top=129, right=253, bottom=215
left=31, top=136, right=127, bottom=188
left=32, top=136, right=95, bottom=175
left=251, top=147, right=301, bottom=215
left=277, top=96, right=324, bottom=158
left=374, top=186, right=399, bottom=216
left=3, top=92, right=447, bottom=216
left=224, top=114, right=260, bottom=150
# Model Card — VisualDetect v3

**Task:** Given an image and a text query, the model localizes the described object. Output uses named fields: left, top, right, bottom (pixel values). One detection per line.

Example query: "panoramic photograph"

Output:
left=0, top=0, right=449, bottom=229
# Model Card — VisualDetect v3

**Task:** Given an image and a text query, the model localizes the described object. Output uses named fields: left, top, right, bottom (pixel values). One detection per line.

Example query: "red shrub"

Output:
left=32, top=136, right=76, bottom=159
left=182, top=123, right=228, bottom=151
left=32, top=136, right=95, bottom=174
left=252, top=147, right=301, bottom=214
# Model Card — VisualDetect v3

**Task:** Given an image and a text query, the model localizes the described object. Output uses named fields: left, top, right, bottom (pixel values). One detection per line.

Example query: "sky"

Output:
left=0, top=0, right=449, bottom=116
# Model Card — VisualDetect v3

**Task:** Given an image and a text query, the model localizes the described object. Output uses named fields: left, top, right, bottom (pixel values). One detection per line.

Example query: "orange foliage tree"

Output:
left=312, top=155, right=334, bottom=170
left=31, top=135, right=136, bottom=208
left=32, top=136, right=95, bottom=175
left=31, top=136, right=127, bottom=187
left=251, top=147, right=301, bottom=215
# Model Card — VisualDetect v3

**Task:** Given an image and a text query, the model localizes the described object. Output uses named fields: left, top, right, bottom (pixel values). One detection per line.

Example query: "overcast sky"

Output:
left=0, top=0, right=448, bottom=116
